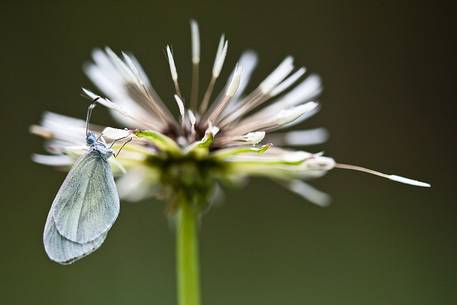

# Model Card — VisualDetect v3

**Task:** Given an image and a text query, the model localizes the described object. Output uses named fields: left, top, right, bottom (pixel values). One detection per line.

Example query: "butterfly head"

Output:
left=86, top=132, right=98, bottom=146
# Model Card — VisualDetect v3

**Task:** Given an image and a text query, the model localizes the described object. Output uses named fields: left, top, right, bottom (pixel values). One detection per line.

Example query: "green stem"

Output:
left=177, top=198, right=201, bottom=305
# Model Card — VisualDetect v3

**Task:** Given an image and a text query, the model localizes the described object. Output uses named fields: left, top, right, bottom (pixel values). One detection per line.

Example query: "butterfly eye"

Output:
left=86, top=133, right=97, bottom=145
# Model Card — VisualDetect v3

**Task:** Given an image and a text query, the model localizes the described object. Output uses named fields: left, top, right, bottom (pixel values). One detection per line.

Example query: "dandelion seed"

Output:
left=190, top=19, right=200, bottom=109
left=166, top=45, right=182, bottom=98
left=200, top=35, right=228, bottom=113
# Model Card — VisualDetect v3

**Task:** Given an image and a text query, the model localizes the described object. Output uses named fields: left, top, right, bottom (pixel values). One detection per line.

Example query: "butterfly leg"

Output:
left=113, top=137, right=133, bottom=158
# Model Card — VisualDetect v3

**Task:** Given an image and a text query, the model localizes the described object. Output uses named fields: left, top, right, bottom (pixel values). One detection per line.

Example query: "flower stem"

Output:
left=177, top=198, right=201, bottom=305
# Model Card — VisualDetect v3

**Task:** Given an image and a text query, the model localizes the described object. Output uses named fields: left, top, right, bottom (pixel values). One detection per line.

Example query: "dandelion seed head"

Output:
left=32, top=20, right=430, bottom=208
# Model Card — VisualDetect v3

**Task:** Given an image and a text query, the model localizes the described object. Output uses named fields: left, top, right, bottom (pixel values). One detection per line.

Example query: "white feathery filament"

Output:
left=335, top=163, right=431, bottom=187
left=190, top=20, right=200, bottom=110
left=166, top=46, right=182, bottom=98
left=200, top=35, right=228, bottom=113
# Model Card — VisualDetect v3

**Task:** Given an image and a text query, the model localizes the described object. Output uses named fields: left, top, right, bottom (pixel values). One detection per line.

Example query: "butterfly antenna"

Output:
left=85, top=97, right=100, bottom=137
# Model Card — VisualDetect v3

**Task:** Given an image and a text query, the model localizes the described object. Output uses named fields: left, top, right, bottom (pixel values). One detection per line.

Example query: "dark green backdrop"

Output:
left=1, top=1, right=455, bottom=305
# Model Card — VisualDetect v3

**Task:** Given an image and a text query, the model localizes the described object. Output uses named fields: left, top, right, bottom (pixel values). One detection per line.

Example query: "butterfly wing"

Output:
left=52, top=151, right=120, bottom=243
left=43, top=206, right=107, bottom=264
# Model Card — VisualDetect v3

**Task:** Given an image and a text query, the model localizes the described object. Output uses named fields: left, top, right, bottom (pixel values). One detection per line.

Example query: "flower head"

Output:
left=31, top=20, right=430, bottom=209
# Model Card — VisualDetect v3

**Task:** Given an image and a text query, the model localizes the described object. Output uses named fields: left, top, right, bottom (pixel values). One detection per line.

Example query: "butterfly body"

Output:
left=86, top=131, right=113, bottom=160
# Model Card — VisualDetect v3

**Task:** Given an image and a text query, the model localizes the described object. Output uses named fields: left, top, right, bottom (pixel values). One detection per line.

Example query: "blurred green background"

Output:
left=1, top=1, right=455, bottom=304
